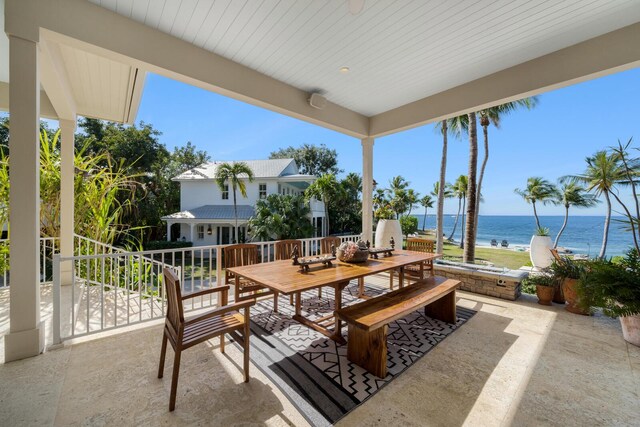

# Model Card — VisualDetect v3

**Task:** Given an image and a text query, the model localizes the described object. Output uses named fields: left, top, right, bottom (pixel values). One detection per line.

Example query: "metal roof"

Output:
left=161, top=205, right=254, bottom=221
left=174, top=158, right=305, bottom=180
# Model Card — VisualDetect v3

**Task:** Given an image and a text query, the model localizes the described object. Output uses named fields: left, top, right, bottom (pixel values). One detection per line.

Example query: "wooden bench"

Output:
left=335, top=276, right=461, bottom=378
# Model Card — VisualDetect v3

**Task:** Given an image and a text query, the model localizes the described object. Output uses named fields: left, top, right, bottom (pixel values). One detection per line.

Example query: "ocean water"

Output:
left=412, top=215, right=635, bottom=257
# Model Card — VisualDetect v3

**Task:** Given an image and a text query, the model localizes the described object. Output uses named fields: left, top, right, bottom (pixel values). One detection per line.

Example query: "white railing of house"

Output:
left=0, top=237, right=59, bottom=288
left=52, top=235, right=361, bottom=343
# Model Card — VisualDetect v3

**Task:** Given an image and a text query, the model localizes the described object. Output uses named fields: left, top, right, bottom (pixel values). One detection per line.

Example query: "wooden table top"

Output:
left=226, top=250, right=441, bottom=295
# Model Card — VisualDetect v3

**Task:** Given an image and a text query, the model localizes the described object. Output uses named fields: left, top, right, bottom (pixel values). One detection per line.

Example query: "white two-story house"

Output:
left=161, top=159, right=326, bottom=245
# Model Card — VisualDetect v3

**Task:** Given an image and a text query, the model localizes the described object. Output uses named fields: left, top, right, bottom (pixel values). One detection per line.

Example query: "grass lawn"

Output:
left=440, top=242, right=530, bottom=270
left=415, top=231, right=530, bottom=270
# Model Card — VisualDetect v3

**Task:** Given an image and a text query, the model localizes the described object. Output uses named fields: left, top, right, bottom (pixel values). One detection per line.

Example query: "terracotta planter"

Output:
left=552, top=283, right=566, bottom=304
left=536, top=285, right=554, bottom=306
left=620, top=314, right=640, bottom=347
left=530, top=235, right=553, bottom=269
left=562, top=278, right=590, bottom=315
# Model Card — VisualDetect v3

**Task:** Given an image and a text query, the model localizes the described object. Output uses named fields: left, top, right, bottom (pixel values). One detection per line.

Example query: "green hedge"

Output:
left=145, top=240, right=193, bottom=251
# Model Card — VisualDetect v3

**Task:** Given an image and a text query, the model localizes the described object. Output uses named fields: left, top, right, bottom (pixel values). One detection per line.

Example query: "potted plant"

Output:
left=530, top=227, right=554, bottom=269
left=374, top=205, right=402, bottom=249
left=549, top=256, right=589, bottom=315
left=579, top=249, right=640, bottom=346
left=522, top=273, right=556, bottom=305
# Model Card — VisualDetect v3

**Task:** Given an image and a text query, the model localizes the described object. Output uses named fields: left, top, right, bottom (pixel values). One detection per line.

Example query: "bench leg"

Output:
left=347, top=324, right=388, bottom=378
left=424, top=290, right=457, bottom=324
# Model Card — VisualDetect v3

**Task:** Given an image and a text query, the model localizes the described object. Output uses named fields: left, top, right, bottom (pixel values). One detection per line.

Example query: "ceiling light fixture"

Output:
left=348, top=0, right=365, bottom=15
left=339, top=66, right=350, bottom=74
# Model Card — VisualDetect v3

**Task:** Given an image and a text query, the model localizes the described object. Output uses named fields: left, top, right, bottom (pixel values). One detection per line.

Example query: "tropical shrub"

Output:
left=579, top=249, right=640, bottom=317
left=0, top=128, right=139, bottom=245
left=145, top=240, right=193, bottom=251
left=399, top=215, right=418, bottom=237
left=248, top=194, right=313, bottom=241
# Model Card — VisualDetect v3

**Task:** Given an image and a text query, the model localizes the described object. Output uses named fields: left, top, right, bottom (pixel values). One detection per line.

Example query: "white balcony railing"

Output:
left=0, top=237, right=59, bottom=288
left=52, top=235, right=361, bottom=344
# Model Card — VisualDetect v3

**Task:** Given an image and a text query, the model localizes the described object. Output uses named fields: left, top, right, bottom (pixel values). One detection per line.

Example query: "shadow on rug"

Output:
left=244, top=282, right=476, bottom=427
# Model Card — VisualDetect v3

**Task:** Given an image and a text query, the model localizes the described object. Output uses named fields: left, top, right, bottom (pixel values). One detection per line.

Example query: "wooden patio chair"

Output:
left=390, top=238, right=435, bottom=288
left=158, top=267, right=255, bottom=411
left=320, top=236, right=341, bottom=255
left=501, top=240, right=509, bottom=248
left=491, top=239, right=498, bottom=247
left=274, top=239, right=311, bottom=304
left=224, top=244, right=279, bottom=312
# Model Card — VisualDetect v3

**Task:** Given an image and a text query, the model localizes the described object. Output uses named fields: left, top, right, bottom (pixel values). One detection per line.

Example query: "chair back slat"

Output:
left=320, top=236, right=341, bottom=254
left=163, top=267, right=184, bottom=331
left=274, top=239, right=302, bottom=260
left=223, top=244, right=259, bottom=283
left=406, top=238, right=435, bottom=253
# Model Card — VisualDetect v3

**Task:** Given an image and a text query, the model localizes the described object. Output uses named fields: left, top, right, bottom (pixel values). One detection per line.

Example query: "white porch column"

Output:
left=189, top=223, right=195, bottom=242
left=4, top=35, right=45, bottom=361
left=166, top=222, right=171, bottom=242
left=361, top=137, right=374, bottom=244
left=59, top=119, right=76, bottom=286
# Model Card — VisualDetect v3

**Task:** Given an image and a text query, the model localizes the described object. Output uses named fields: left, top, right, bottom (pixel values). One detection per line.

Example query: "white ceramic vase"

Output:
left=375, top=219, right=403, bottom=249
left=620, top=315, right=640, bottom=347
left=530, top=235, right=553, bottom=269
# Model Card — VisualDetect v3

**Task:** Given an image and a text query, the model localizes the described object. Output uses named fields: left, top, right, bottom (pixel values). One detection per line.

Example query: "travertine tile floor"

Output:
left=1, top=282, right=639, bottom=426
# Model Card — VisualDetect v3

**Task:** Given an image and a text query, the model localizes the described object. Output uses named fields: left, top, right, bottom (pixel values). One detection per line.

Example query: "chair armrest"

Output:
left=185, top=299, right=256, bottom=325
left=181, top=285, right=230, bottom=301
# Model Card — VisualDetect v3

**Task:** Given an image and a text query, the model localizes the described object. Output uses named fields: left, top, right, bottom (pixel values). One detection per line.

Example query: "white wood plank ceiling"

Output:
left=55, top=43, right=140, bottom=122
left=86, top=0, right=640, bottom=116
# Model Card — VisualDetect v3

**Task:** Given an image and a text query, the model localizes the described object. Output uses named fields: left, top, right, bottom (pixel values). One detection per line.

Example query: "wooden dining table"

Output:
left=226, top=249, right=442, bottom=344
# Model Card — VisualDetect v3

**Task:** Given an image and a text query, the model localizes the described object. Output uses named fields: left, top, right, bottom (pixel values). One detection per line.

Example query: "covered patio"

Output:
left=1, top=282, right=638, bottom=425
left=2, top=0, right=640, bottom=425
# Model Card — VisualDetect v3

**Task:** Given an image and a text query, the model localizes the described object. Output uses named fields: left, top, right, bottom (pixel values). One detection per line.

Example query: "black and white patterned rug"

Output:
left=245, top=281, right=475, bottom=427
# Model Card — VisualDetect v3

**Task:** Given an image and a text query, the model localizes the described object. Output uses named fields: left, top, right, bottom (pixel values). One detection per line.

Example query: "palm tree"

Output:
left=553, top=181, right=598, bottom=248
left=215, top=162, right=255, bottom=243
left=405, top=189, right=420, bottom=216
left=434, top=116, right=467, bottom=253
left=434, top=120, right=448, bottom=254
left=373, top=188, right=388, bottom=211
left=475, top=98, right=538, bottom=233
left=305, top=173, right=338, bottom=236
left=464, top=112, right=478, bottom=262
left=563, top=151, right=626, bottom=258
left=448, top=175, right=468, bottom=243
left=419, top=195, right=434, bottom=230
left=514, top=177, right=559, bottom=231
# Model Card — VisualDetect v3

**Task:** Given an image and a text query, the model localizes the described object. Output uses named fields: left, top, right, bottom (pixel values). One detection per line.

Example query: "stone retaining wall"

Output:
left=434, top=262, right=527, bottom=301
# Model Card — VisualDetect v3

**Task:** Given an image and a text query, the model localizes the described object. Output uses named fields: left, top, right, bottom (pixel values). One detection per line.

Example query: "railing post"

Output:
left=52, top=254, right=61, bottom=345
left=216, top=246, right=223, bottom=288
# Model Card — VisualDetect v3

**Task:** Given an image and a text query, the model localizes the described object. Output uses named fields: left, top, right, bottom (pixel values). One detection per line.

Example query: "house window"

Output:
left=259, top=183, right=267, bottom=199
left=222, top=184, right=229, bottom=200
left=197, top=225, right=204, bottom=240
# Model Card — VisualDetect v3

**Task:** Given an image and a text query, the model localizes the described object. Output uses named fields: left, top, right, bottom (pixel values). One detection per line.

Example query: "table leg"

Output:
left=358, top=277, right=364, bottom=298
left=294, top=291, right=301, bottom=317
left=331, top=281, right=348, bottom=344
left=399, top=267, right=405, bottom=289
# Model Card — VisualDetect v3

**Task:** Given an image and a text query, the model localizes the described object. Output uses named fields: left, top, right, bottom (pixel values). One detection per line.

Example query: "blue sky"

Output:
left=135, top=67, right=640, bottom=216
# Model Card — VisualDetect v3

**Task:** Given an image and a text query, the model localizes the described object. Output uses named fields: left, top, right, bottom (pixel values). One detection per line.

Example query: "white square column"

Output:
left=4, top=35, right=45, bottom=361
left=361, top=137, right=374, bottom=244
left=59, top=119, right=76, bottom=286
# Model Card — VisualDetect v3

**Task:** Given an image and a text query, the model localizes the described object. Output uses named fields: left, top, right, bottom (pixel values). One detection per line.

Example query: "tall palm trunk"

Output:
left=422, top=207, right=427, bottom=230
left=474, top=118, right=489, bottom=234
left=463, top=113, right=478, bottom=262
left=554, top=205, right=570, bottom=248
left=323, top=196, right=330, bottom=236
left=460, top=196, right=466, bottom=249
left=532, top=201, right=541, bottom=230
left=436, top=121, right=448, bottom=253
left=448, top=197, right=461, bottom=241
left=232, top=187, right=238, bottom=243
left=599, top=191, right=612, bottom=259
